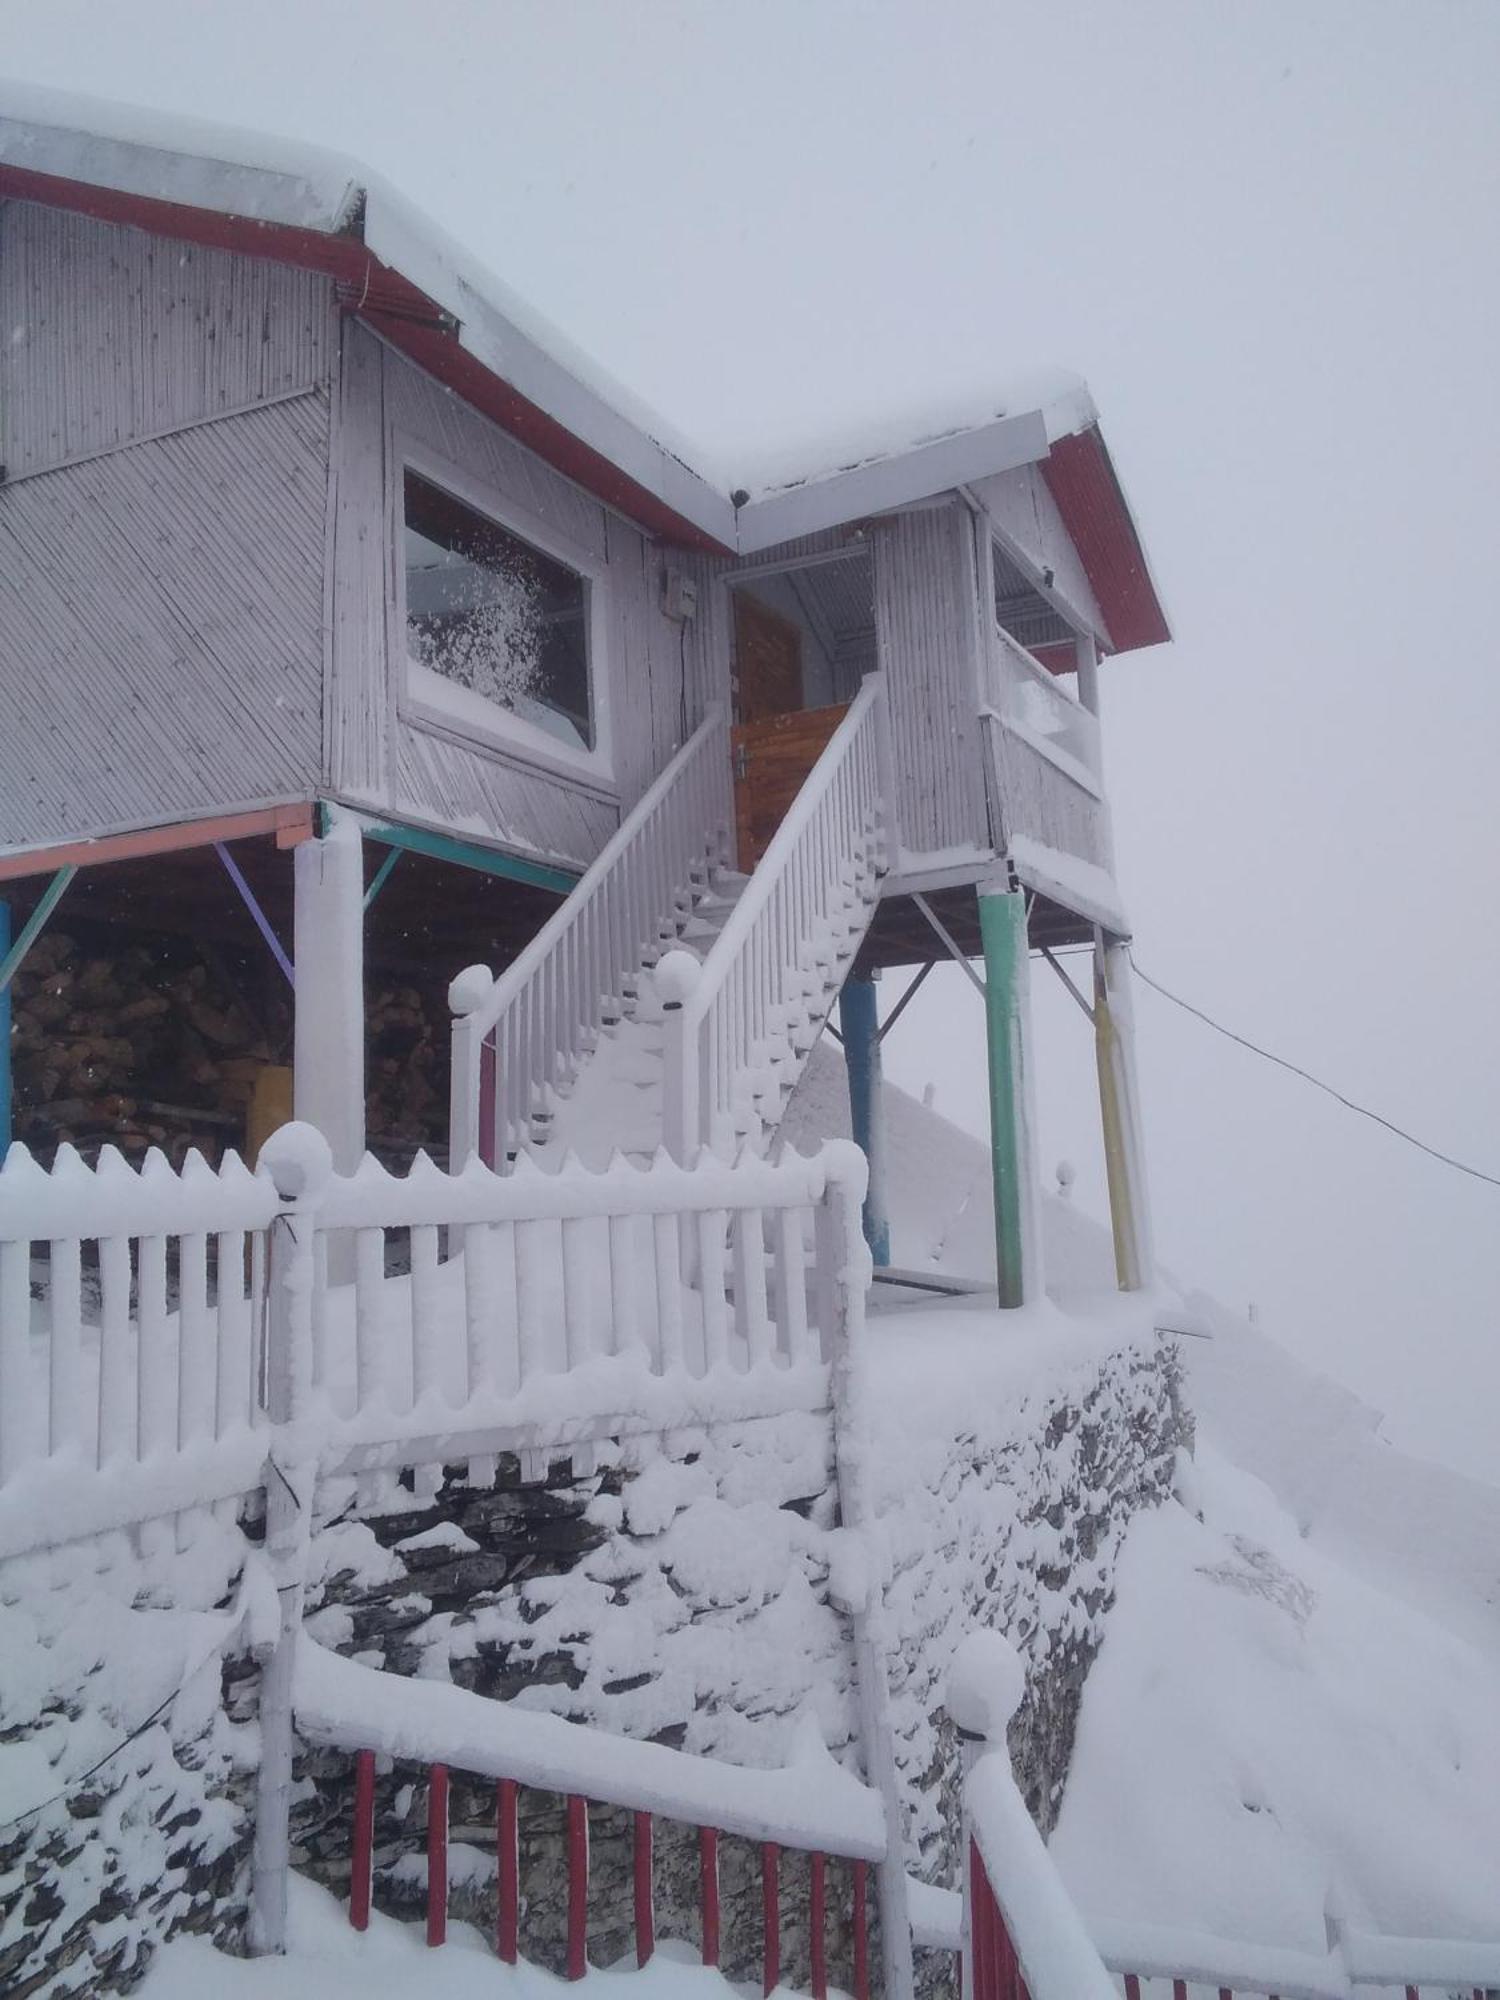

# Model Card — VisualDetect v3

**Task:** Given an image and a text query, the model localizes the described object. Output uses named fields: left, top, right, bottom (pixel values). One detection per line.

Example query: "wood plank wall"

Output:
left=0, top=199, right=336, bottom=850
left=328, top=322, right=720, bottom=872
left=0, top=199, right=334, bottom=479
left=870, top=504, right=991, bottom=860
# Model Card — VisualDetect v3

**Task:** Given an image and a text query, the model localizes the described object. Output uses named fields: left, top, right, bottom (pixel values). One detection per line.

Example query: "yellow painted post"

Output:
left=1093, top=937, right=1154, bottom=1291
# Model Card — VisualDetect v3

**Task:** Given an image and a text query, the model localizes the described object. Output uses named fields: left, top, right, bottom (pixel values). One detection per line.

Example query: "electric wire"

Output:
left=1126, top=949, right=1500, bottom=1190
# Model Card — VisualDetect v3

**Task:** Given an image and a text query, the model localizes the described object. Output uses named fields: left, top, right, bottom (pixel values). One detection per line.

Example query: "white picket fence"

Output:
left=0, top=1125, right=869, bottom=1564
left=449, top=706, right=733, bottom=1171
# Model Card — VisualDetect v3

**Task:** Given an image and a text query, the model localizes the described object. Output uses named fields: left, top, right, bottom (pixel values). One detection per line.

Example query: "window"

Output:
left=403, top=470, right=595, bottom=755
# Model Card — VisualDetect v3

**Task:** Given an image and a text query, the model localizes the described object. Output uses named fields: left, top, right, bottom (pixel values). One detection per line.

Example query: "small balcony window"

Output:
left=404, top=470, right=594, bottom=755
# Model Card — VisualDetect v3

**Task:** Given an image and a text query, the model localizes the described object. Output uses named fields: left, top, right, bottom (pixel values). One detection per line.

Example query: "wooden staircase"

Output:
left=450, top=676, right=892, bottom=1172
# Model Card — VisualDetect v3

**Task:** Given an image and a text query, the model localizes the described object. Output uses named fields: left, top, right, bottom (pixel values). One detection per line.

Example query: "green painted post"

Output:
left=838, top=972, right=891, bottom=1267
left=978, top=884, right=1032, bottom=1308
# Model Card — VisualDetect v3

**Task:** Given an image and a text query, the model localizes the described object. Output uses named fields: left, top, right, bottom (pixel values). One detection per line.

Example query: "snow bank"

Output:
left=138, top=1871, right=743, bottom=2000
left=1051, top=1443, right=1500, bottom=1952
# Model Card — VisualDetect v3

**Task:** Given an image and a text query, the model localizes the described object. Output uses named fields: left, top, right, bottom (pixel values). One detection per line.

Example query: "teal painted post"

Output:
left=838, top=972, right=891, bottom=1268
left=978, top=884, right=1036, bottom=1308
left=0, top=901, right=10, bottom=1161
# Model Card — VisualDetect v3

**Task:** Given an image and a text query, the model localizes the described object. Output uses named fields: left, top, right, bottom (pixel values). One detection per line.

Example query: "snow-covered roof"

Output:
left=0, top=83, right=1169, bottom=650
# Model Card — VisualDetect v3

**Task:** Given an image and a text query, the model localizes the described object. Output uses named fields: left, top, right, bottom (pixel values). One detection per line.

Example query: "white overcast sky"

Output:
left=3, top=1, right=1497, bottom=1475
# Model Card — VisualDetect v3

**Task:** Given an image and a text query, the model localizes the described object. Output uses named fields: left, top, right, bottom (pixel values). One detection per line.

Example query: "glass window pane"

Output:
left=404, top=471, right=593, bottom=751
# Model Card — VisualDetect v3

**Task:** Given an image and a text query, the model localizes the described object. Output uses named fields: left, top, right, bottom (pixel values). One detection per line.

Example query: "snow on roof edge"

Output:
left=0, top=83, right=1122, bottom=550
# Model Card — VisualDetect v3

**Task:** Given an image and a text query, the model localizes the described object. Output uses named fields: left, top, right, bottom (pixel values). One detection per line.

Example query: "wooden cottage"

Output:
left=0, top=99, right=1169, bottom=1303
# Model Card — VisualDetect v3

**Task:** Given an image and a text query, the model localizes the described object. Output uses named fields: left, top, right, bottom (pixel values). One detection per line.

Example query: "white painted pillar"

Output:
left=293, top=807, right=366, bottom=1171
left=1075, top=631, right=1101, bottom=718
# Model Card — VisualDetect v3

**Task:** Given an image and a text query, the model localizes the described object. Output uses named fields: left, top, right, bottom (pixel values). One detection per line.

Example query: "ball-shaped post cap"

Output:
left=259, top=1120, right=334, bottom=1203
left=946, top=1630, right=1026, bottom=1742
left=654, top=948, right=702, bottom=1009
left=448, top=964, right=495, bottom=1017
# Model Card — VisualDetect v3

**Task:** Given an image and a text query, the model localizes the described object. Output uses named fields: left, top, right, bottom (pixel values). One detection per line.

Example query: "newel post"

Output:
left=656, top=949, right=702, bottom=1165
left=946, top=1632, right=1027, bottom=2000
left=825, top=1143, right=916, bottom=2000
left=249, top=1121, right=333, bottom=1955
left=448, top=964, right=495, bottom=1171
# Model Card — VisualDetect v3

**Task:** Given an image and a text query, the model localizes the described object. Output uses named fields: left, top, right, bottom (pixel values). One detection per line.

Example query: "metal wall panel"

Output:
left=0, top=391, right=328, bottom=848
left=0, top=198, right=336, bottom=480
left=871, top=504, right=990, bottom=859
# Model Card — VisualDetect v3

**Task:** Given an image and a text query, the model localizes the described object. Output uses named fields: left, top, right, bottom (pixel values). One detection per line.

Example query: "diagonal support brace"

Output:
left=0, top=867, right=77, bottom=996
left=215, top=843, right=295, bottom=987
left=911, top=894, right=986, bottom=997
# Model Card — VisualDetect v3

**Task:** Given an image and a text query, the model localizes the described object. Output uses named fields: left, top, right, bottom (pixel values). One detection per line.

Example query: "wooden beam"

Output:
left=358, top=818, right=579, bottom=897
left=0, top=804, right=315, bottom=884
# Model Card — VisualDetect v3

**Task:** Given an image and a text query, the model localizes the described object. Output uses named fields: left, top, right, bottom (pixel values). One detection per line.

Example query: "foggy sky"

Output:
left=3, top=1, right=1496, bottom=1475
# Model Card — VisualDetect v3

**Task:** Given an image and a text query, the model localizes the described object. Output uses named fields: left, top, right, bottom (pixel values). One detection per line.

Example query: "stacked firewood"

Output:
left=9, top=929, right=292, bottom=1167
left=8, top=929, right=451, bottom=1169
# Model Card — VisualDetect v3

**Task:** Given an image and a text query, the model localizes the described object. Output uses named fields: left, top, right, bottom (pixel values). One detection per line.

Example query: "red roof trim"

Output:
left=0, top=163, right=730, bottom=555
left=1040, top=427, right=1170, bottom=654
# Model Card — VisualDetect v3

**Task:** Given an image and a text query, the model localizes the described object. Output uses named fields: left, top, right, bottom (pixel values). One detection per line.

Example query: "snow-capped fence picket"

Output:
left=449, top=705, right=733, bottom=1171
left=0, top=1124, right=868, bottom=1562
left=0, top=1137, right=279, bottom=1558
left=295, top=1634, right=885, bottom=1994
left=664, top=673, right=892, bottom=1160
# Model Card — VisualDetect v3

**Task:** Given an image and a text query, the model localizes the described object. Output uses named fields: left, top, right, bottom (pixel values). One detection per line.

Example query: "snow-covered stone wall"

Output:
left=293, top=1313, right=1184, bottom=1991
left=0, top=1528, right=261, bottom=1999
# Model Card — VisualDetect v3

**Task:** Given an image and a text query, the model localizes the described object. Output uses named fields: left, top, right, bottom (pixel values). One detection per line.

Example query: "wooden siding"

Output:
left=987, top=724, right=1113, bottom=874
left=870, top=505, right=990, bottom=859
left=967, top=464, right=1108, bottom=645
left=328, top=322, right=716, bottom=870
left=0, top=199, right=336, bottom=481
left=0, top=391, right=328, bottom=849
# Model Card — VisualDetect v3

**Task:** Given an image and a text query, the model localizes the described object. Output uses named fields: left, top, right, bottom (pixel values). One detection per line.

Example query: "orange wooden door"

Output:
left=732, top=703, right=850, bottom=869
left=732, top=591, right=805, bottom=723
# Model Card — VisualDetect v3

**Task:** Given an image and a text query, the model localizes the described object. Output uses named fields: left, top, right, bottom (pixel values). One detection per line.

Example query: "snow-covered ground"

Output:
left=121, top=1059, right=1500, bottom=1987
left=142, top=1874, right=742, bottom=2000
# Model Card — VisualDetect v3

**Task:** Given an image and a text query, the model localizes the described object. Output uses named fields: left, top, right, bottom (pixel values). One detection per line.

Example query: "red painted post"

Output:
left=496, top=1779, right=519, bottom=1964
left=478, top=1037, right=497, bottom=1169
left=426, top=1764, right=448, bottom=1947
left=633, top=1811, right=654, bottom=1967
left=1124, top=1981, right=1141, bottom=2000
left=1219, top=1988, right=1234, bottom=2000
left=852, top=1859, right=870, bottom=2000
left=810, top=1851, right=828, bottom=2000
left=762, top=1843, right=781, bottom=1997
left=349, top=1749, right=375, bottom=1931
left=1405, top=1989, right=1419, bottom=2000
left=699, top=1826, right=721, bottom=1967
left=1174, top=1982, right=1189, bottom=2000
left=969, top=1838, right=990, bottom=2000
left=566, top=1794, right=588, bottom=1981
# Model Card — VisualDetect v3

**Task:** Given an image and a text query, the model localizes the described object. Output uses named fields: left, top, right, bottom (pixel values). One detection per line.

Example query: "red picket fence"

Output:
left=343, top=1749, right=872, bottom=1998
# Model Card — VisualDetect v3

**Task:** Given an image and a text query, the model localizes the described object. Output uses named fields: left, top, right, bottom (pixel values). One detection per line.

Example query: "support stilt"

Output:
left=293, top=807, right=366, bottom=1172
left=838, top=972, right=891, bottom=1267
left=1093, top=934, right=1154, bottom=1290
left=977, top=881, right=1043, bottom=1308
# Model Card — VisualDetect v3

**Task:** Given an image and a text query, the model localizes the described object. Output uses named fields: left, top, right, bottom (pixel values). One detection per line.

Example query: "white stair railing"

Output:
left=449, top=707, right=732, bottom=1169
left=663, top=675, right=892, bottom=1160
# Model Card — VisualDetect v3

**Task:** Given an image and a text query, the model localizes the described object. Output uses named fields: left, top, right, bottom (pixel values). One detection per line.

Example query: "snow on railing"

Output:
left=664, top=675, right=891, bottom=1160
left=947, top=1632, right=1117, bottom=2000
left=0, top=1138, right=280, bottom=1559
left=294, top=1634, right=881, bottom=1992
left=988, top=626, right=1103, bottom=799
left=449, top=706, right=733, bottom=1171
left=0, top=1126, right=869, bottom=1559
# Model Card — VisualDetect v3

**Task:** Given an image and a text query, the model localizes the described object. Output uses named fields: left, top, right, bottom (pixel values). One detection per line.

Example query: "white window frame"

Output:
left=395, top=437, right=614, bottom=790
